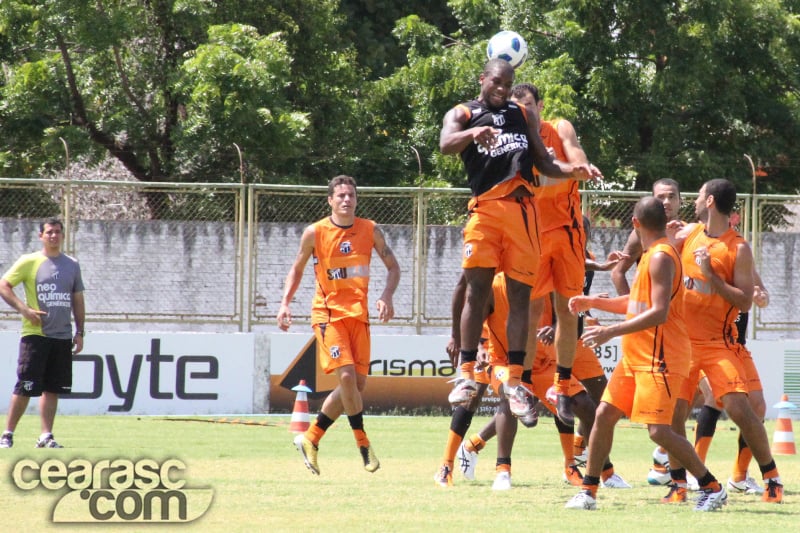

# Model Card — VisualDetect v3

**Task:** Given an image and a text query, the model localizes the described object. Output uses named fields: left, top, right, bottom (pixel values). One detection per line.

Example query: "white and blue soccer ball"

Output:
left=486, top=30, right=528, bottom=69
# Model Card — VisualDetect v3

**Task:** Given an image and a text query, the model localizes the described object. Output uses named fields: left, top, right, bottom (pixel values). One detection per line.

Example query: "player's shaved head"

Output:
left=633, top=196, right=667, bottom=231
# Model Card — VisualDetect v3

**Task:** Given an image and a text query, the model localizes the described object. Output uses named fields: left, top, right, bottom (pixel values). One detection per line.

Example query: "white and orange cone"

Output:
left=289, top=380, right=313, bottom=434
left=771, top=394, right=796, bottom=455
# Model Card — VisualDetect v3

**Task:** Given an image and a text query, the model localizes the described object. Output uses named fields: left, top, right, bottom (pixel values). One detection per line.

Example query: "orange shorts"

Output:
left=602, top=358, right=684, bottom=425
left=680, top=342, right=749, bottom=403
left=313, top=318, right=371, bottom=375
left=571, top=340, right=605, bottom=381
left=737, top=344, right=763, bottom=393
left=462, top=196, right=540, bottom=287
left=531, top=226, right=585, bottom=298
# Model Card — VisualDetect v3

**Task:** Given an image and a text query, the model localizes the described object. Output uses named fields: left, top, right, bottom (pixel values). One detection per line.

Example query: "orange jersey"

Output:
left=622, top=238, right=690, bottom=377
left=310, top=217, right=375, bottom=324
left=533, top=119, right=583, bottom=233
left=681, top=223, right=744, bottom=343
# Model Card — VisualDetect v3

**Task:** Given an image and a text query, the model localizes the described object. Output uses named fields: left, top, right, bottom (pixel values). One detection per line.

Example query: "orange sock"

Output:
left=732, top=433, right=753, bottom=481
left=559, top=432, right=576, bottom=467
left=465, top=434, right=485, bottom=453
left=496, top=463, right=511, bottom=474
left=601, top=466, right=615, bottom=482
left=761, top=467, right=779, bottom=481
left=306, top=425, right=325, bottom=446
left=553, top=373, right=569, bottom=394
left=443, top=430, right=463, bottom=465
left=695, top=435, right=713, bottom=463
left=460, top=361, right=476, bottom=381
left=581, top=481, right=599, bottom=497
left=352, top=428, right=369, bottom=448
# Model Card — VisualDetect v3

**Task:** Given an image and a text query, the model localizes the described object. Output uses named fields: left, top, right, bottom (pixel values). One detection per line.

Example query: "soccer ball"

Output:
left=486, top=30, right=528, bottom=69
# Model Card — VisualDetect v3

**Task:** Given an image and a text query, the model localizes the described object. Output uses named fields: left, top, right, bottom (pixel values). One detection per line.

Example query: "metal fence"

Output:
left=0, top=178, right=797, bottom=339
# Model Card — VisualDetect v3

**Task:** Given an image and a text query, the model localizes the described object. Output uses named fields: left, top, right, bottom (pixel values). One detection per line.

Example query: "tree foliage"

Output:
left=0, top=0, right=798, bottom=196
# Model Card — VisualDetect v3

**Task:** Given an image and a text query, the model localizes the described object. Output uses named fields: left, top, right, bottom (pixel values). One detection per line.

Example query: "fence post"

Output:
left=414, top=187, right=425, bottom=333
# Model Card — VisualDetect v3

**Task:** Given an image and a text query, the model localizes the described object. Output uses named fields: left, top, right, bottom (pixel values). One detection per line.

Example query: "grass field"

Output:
left=0, top=414, right=797, bottom=531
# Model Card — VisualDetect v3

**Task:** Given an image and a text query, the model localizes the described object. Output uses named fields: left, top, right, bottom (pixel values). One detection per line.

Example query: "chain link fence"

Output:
left=0, top=178, right=797, bottom=338
left=0, top=178, right=245, bottom=327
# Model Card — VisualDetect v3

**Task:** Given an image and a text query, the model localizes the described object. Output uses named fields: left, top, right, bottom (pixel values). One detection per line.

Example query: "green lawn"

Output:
left=0, top=414, right=797, bottom=531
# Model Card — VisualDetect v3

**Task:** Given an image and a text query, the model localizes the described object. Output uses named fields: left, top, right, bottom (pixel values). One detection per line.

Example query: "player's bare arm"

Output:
left=439, top=106, right=498, bottom=154
left=668, top=221, right=694, bottom=251
left=610, top=229, right=642, bottom=295
left=568, top=293, right=628, bottom=316
left=277, top=225, right=315, bottom=331
left=582, top=251, right=674, bottom=347
left=698, top=241, right=754, bottom=311
left=374, top=226, right=400, bottom=323
left=518, top=102, right=587, bottom=180
left=0, top=278, right=47, bottom=325
left=557, top=118, right=603, bottom=182
left=72, top=291, right=85, bottom=354
left=753, top=268, right=769, bottom=308
left=587, top=251, right=629, bottom=272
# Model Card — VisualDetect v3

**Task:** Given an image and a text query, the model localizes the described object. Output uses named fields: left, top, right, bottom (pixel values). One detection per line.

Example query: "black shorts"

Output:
left=14, top=336, right=73, bottom=396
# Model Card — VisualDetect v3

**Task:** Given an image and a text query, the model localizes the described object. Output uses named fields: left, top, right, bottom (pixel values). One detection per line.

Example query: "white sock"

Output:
left=39, top=432, right=52, bottom=441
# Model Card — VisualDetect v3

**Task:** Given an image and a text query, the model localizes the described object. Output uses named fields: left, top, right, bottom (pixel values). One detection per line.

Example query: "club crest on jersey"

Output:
left=464, top=243, right=473, bottom=258
left=493, top=114, right=506, bottom=127
left=330, top=345, right=341, bottom=359
left=339, top=241, right=352, bottom=254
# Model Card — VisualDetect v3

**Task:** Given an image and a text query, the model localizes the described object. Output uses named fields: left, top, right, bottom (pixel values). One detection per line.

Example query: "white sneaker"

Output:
left=565, top=490, right=597, bottom=510
left=693, top=486, right=727, bottom=511
left=505, top=384, right=537, bottom=418
left=647, top=468, right=672, bottom=486
left=686, top=473, right=699, bottom=491
left=491, top=471, right=512, bottom=491
left=448, top=378, right=478, bottom=405
left=601, top=473, right=631, bottom=489
left=456, top=442, right=478, bottom=481
left=652, top=446, right=670, bottom=469
left=727, top=475, right=765, bottom=495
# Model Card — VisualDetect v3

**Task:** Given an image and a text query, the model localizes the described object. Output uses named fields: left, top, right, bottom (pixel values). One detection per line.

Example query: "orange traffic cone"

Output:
left=289, top=380, right=313, bottom=434
left=771, top=394, right=796, bottom=455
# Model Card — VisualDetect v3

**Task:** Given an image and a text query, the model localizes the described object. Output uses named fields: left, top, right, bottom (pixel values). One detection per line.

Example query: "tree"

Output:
left=0, top=0, right=359, bottom=187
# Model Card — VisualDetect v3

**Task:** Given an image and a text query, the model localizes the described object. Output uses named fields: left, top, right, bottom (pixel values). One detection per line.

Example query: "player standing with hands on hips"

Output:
left=0, top=218, right=85, bottom=449
left=278, top=175, right=400, bottom=475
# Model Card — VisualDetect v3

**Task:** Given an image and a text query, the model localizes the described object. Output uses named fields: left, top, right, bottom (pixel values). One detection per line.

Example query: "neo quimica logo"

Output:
left=11, top=457, right=213, bottom=523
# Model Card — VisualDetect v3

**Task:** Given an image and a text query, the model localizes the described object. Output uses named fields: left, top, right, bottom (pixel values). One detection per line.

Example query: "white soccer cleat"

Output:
left=456, top=442, right=478, bottom=481
left=448, top=378, right=478, bottom=405
left=727, top=474, right=765, bottom=495
left=647, top=468, right=672, bottom=486
left=693, top=486, right=727, bottom=511
left=505, top=384, right=537, bottom=418
left=601, top=473, right=631, bottom=489
left=565, top=490, right=597, bottom=510
left=491, top=471, right=512, bottom=491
